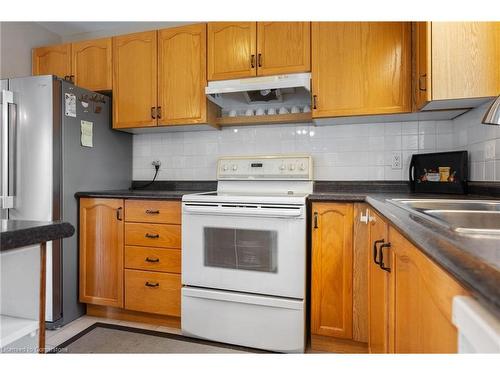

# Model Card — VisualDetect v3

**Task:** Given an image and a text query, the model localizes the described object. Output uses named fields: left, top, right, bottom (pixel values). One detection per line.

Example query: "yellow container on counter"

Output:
left=439, top=167, right=451, bottom=182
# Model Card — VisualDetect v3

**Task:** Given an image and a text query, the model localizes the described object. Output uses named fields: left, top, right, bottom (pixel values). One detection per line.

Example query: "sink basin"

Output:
left=388, top=199, right=500, bottom=235
left=390, top=199, right=500, bottom=212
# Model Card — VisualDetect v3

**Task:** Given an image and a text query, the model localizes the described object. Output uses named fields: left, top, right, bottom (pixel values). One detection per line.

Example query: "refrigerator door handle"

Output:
left=1, top=89, right=15, bottom=209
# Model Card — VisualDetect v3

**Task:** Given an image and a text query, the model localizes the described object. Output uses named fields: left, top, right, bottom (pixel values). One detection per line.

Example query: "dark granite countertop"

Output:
left=1, top=220, right=75, bottom=251
left=75, top=189, right=198, bottom=200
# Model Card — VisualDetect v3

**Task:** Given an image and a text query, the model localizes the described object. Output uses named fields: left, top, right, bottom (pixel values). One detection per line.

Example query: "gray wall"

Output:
left=0, top=22, right=61, bottom=79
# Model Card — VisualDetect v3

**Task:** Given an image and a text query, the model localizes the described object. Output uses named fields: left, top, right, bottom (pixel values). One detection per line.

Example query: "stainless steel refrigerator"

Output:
left=0, top=75, right=132, bottom=327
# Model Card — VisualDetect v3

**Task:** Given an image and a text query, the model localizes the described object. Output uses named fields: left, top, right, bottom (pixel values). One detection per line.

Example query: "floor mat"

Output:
left=49, top=322, right=270, bottom=354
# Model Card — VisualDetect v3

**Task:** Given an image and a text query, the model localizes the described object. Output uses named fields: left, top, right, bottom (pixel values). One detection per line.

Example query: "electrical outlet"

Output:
left=485, top=140, right=495, bottom=160
left=391, top=152, right=402, bottom=170
left=152, top=160, right=161, bottom=168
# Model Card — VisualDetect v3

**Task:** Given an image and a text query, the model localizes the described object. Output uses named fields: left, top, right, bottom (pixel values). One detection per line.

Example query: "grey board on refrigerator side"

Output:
left=60, top=80, right=132, bottom=326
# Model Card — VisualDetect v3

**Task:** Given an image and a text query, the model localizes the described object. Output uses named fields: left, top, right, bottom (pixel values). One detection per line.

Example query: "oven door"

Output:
left=182, top=202, right=306, bottom=299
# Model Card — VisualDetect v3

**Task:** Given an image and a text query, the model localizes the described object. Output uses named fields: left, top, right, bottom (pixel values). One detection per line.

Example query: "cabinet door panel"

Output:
left=431, top=22, right=500, bottom=100
left=113, top=31, right=157, bottom=129
left=72, top=38, right=112, bottom=91
left=79, top=198, right=124, bottom=307
left=413, top=22, right=432, bottom=110
left=32, top=43, right=72, bottom=79
left=312, top=22, right=411, bottom=118
left=368, top=211, right=390, bottom=353
left=389, top=227, right=468, bottom=353
left=256, top=22, right=310, bottom=76
left=311, top=203, right=353, bottom=339
left=158, top=24, right=207, bottom=125
left=207, top=22, right=256, bottom=80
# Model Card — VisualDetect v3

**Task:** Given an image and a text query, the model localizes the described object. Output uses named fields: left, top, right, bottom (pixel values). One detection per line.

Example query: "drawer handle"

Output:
left=145, top=209, right=160, bottom=215
left=145, top=281, right=160, bottom=288
left=145, top=233, right=160, bottom=239
left=145, top=257, right=160, bottom=263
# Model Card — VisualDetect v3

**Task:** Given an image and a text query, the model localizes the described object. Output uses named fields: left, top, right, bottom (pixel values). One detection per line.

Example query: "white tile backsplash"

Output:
left=134, top=119, right=447, bottom=181
left=451, top=100, right=500, bottom=182
left=132, top=100, right=499, bottom=182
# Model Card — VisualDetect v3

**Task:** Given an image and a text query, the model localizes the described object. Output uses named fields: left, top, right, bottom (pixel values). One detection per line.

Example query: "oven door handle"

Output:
left=183, top=204, right=303, bottom=218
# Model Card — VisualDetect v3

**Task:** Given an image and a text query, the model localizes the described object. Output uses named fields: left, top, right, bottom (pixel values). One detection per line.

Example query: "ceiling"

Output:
left=36, top=22, right=193, bottom=41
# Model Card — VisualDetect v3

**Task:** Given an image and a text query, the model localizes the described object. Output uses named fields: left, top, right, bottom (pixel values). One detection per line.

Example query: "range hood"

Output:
left=205, top=73, right=311, bottom=110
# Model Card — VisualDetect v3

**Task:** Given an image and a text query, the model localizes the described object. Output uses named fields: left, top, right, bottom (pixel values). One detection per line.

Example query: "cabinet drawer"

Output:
left=125, top=223, right=181, bottom=249
left=125, top=269, right=181, bottom=316
left=125, top=200, right=181, bottom=224
left=125, top=246, right=181, bottom=273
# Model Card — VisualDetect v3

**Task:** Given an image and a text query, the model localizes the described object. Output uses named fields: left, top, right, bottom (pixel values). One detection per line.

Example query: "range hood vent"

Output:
left=206, top=73, right=311, bottom=110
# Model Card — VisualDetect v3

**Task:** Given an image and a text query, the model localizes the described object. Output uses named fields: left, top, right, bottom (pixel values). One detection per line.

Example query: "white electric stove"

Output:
left=181, top=155, right=313, bottom=353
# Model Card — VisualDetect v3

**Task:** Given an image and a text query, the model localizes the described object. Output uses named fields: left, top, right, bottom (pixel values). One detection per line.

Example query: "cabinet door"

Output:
left=32, top=43, right=72, bottom=79
left=72, top=38, right=112, bottom=91
left=389, top=227, right=468, bottom=353
left=312, top=22, right=411, bottom=118
left=256, top=22, right=310, bottom=76
left=207, top=22, right=256, bottom=80
left=311, top=203, right=353, bottom=339
left=158, top=24, right=207, bottom=125
left=79, top=198, right=124, bottom=307
left=368, top=211, right=390, bottom=353
left=113, top=30, right=157, bottom=129
left=413, top=22, right=432, bottom=110
left=431, top=22, right=500, bottom=100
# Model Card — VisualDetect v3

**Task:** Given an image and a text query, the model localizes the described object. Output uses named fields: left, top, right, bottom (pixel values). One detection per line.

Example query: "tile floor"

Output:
left=45, top=315, right=182, bottom=352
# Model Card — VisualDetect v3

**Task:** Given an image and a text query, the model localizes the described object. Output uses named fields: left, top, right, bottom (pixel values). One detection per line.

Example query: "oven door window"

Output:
left=204, top=227, right=278, bottom=273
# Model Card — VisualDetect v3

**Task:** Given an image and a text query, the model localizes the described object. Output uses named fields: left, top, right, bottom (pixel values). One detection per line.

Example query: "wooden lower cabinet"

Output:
left=367, top=211, right=391, bottom=353
left=80, top=198, right=182, bottom=324
left=389, top=227, right=468, bottom=353
left=311, top=202, right=354, bottom=340
left=79, top=198, right=124, bottom=307
left=125, top=269, right=181, bottom=316
left=367, top=208, right=469, bottom=353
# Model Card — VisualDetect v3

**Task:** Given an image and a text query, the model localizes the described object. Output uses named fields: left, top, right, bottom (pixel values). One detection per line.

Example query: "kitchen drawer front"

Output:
left=125, top=246, right=181, bottom=273
left=125, top=200, right=181, bottom=224
left=125, top=223, right=181, bottom=249
left=125, top=269, right=181, bottom=316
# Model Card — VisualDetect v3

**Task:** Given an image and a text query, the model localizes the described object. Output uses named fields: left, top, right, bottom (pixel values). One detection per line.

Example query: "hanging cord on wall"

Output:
left=131, top=161, right=161, bottom=190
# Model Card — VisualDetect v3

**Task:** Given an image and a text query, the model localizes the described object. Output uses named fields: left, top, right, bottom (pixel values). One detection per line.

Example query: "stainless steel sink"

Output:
left=388, top=199, right=500, bottom=235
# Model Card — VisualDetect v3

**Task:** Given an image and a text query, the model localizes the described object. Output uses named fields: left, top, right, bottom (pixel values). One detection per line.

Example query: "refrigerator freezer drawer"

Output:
left=181, top=287, right=305, bottom=353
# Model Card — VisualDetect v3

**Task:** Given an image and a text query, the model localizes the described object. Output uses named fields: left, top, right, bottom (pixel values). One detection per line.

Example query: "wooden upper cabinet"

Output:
left=32, top=43, right=72, bottom=79
left=158, top=24, right=207, bottom=125
left=312, top=22, right=411, bottom=118
left=208, top=22, right=257, bottom=80
left=256, top=22, right=310, bottom=76
left=311, top=202, right=354, bottom=340
left=413, top=22, right=432, bottom=110
left=72, top=38, right=112, bottom=91
left=79, top=198, right=124, bottom=308
left=113, top=30, right=158, bottom=129
left=368, top=211, right=390, bottom=353
left=415, top=22, right=500, bottom=109
left=389, top=227, right=468, bottom=353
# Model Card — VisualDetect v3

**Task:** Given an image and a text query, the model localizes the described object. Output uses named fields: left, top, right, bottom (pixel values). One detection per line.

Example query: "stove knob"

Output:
left=299, top=163, right=306, bottom=171
left=222, top=164, right=229, bottom=171
left=288, top=164, right=295, bottom=171
left=232, top=164, right=238, bottom=171
left=279, top=164, right=286, bottom=171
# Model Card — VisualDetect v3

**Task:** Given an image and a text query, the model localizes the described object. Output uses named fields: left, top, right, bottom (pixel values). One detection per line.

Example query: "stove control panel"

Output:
left=217, top=155, right=313, bottom=180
